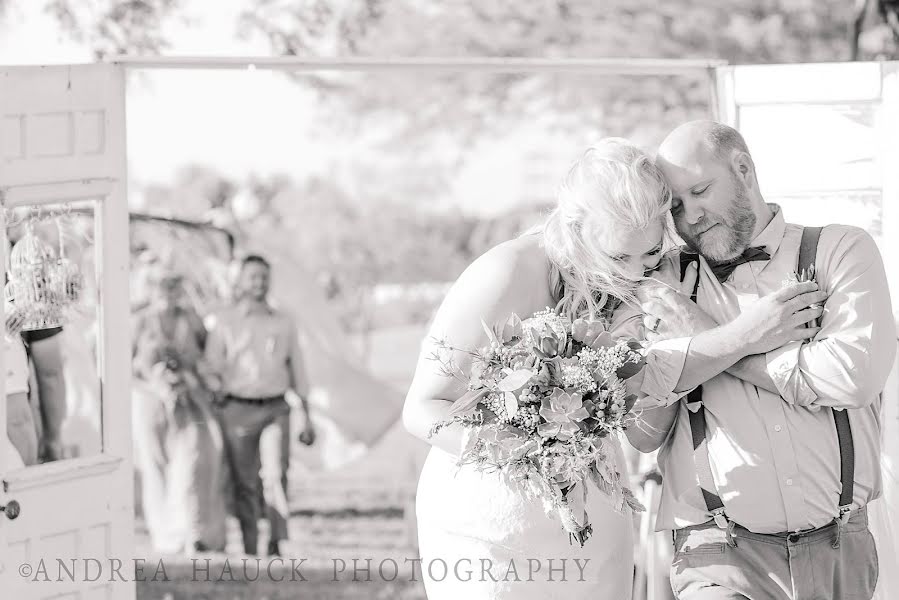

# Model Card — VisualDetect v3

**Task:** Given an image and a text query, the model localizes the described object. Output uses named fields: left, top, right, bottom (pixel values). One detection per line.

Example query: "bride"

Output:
left=403, top=138, right=684, bottom=599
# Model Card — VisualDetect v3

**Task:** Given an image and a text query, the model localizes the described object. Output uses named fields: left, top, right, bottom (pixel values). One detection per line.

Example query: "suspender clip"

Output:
left=710, top=509, right=738, bottom=547
left=711, top=507, right=729, bottom=530
left=839, top=504, right=852, bottom=525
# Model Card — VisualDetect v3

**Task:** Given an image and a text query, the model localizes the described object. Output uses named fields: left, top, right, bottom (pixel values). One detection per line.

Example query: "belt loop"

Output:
left=725, top=519, right=738, bottom=548
left=832, top=517, right=843, bottom=549
left=711, top=507, right=737, bottom=548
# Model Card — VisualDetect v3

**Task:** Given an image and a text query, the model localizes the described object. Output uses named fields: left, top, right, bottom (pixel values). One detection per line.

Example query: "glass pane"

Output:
left=4, top=202, right=103, bottom=468
left=770, top=190, right=883, bottom=243
left=738, top=103, right=880, bottom=194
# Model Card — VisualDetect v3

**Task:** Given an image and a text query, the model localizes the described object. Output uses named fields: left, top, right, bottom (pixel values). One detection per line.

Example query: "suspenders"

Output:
left=799, top=228, right=856, bottom=528
left=681, top=226, right=855, bottom=543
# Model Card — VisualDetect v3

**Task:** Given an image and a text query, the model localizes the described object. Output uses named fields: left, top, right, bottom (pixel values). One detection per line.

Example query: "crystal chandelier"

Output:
left=5, top=221, right=84, bottom=331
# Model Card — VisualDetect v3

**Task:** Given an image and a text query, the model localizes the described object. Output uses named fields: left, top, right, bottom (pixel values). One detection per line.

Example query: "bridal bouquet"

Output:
left=429, top=308, right=646, bottom=546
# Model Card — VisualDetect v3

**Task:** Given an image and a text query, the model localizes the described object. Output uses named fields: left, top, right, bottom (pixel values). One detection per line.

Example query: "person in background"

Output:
left=4, top=302, right=67, bottom=465
left=25, top=324, right=67, bottom=462
left=4, top=230, right=68, bottom=465
left=5, top=308, right=40, bottom=466
left=205, top=254, right=316, bottom=557
left=132, top=269, right=227, bottom=554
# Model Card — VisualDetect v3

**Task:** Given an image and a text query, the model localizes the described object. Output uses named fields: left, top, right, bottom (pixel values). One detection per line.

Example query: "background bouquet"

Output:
left=430, top=308, right=646, bottom=546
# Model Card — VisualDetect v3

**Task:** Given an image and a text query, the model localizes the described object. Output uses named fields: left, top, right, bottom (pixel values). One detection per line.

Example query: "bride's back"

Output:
left=457, top=233, right=555, bottom=318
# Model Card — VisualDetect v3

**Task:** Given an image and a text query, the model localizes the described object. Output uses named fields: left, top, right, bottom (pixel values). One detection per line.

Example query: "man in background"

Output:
left=205, top=254, right=316, bottom=556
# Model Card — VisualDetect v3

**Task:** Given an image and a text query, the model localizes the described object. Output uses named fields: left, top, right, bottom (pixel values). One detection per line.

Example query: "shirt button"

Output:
left=774, top=425, right=783, bottom=432
left=785, top=478, right=794, bottom=486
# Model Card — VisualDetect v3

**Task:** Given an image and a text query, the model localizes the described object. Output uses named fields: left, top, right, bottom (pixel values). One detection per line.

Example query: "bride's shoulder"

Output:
left=437, top=235, right=550, bottom=321
left=462, top=235, right=548, bottom=286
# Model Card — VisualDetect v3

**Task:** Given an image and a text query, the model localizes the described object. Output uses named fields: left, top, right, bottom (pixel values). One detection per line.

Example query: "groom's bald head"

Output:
left=657, top=120, right=750, bottom=169
left=655, top=120, right=766, bottom=262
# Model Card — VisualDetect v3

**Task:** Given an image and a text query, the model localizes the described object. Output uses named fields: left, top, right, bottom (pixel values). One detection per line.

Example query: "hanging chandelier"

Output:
left=5, top=220, right=85, bottom=331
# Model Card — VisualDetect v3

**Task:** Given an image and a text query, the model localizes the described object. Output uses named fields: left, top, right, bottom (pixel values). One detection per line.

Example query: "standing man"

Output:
left=205, top=254, right=316, bottom=556
left=635, top=121, right=895, bottom=599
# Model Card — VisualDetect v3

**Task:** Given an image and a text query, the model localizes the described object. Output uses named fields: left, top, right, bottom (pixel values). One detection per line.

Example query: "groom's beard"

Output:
left=678, top=181, right=756, bottom=263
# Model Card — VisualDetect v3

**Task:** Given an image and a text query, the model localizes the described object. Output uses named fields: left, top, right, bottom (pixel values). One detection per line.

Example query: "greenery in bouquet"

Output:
left=428, top=308, right=647, bottom=546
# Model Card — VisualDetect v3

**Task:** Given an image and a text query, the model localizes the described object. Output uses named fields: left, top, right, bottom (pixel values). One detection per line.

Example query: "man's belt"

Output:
left=225, top=393, right=285, bottom=405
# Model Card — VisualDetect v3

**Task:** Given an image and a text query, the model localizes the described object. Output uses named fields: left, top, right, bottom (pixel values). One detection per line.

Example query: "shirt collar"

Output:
left=237, top=299, right=274, bottom=317
left=750, top=203, right=786, bottom=256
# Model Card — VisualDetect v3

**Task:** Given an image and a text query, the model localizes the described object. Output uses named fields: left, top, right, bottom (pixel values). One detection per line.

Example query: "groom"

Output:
left=638, top=121, right=896, bottom=599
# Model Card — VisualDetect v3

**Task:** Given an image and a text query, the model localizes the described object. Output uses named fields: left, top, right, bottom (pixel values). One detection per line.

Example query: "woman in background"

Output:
left=132, top=268, right=227, bottom=554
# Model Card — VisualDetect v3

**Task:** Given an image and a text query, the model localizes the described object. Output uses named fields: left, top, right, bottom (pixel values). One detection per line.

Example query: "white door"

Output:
left=0, top=64, right=135, bottom=599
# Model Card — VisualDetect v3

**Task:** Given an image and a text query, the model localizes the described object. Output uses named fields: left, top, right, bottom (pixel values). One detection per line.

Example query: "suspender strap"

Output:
left=834, top=410, right=855, bottom=516
left=679, top=253, right=727, bottom=522
left=797, top=227, right=822, bottom=276
left=798, top=227, right=855, bottom=519
left=688, top=403, right=726, bottom=513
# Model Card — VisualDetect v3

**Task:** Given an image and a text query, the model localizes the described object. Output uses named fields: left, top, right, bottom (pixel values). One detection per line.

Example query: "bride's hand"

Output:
left=639, top=265, right=717, bottom=342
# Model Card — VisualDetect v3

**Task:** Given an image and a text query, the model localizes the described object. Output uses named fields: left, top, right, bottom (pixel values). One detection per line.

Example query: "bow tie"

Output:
left=708, top=246, right=771, bottom=282
left=680, top=246, right=771, bottom=284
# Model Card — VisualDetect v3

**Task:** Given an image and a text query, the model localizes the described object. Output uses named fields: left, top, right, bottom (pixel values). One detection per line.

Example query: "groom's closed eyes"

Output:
left=671, top=179, right=716, bottom=215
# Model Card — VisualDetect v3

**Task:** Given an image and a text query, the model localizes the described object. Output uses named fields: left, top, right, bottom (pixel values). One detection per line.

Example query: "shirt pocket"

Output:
left=264, top=334, right=281, bottom=357
left=678, top=541, right=727, bottom=555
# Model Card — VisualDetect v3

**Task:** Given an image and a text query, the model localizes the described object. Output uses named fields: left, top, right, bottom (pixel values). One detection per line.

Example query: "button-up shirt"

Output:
left=204, top=302, right=310, bottom=400
left=645, top=206, right=896, bottom=533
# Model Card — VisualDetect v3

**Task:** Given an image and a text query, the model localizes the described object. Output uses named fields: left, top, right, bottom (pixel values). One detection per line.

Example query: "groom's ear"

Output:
left=731, top=151, right=756, bottom=187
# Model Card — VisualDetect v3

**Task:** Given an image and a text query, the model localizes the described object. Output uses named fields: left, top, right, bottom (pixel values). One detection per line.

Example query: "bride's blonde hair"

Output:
left=538, top=138, right=673, bottom=321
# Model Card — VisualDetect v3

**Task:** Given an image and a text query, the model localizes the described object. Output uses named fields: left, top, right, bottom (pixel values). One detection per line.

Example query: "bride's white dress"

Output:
left=416, top=434, right=634, bottom=600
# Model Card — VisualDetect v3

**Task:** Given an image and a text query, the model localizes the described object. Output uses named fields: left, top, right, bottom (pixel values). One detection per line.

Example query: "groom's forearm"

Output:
left=674, top=321, right=754, bottom=393
left=725, top=354, right=780, bottom=395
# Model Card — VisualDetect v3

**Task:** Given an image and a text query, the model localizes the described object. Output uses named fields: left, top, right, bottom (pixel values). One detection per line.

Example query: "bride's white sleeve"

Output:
left=608, top=301, right=691, bottom=409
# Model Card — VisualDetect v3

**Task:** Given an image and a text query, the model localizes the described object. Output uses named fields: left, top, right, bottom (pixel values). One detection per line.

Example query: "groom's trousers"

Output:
left=669, top=507, right=878, bottom=600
